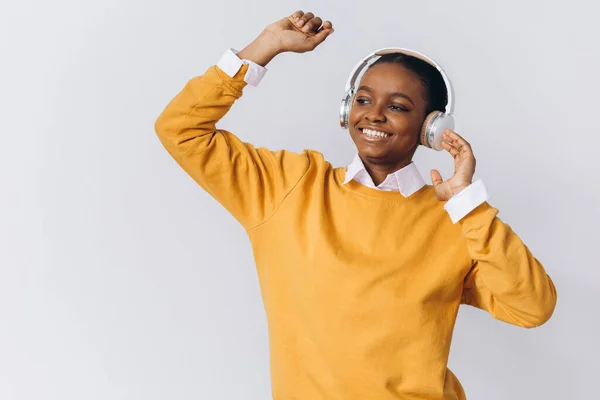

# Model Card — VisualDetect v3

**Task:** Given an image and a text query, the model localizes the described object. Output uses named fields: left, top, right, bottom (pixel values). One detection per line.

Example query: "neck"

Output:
left=359, top=146, right=418, bottom=186
left=362, top=159, right=411, bottom=186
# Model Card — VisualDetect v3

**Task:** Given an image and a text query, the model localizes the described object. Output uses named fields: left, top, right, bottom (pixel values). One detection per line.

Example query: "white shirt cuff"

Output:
left=444, top=179, right=489, bottom=224
left=216, top=48, right=267, bottom=87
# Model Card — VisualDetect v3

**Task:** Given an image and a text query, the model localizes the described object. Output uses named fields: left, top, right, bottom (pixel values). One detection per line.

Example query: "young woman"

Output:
left=155, top=10, right=557, bottom=400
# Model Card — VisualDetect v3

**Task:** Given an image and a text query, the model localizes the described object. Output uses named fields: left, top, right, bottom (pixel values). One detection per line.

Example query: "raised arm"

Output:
left=154, top=11, right=334, bottom=229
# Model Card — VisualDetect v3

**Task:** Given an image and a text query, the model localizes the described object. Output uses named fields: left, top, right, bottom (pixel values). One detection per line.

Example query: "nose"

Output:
left=365, top=103, right=386, bottom=123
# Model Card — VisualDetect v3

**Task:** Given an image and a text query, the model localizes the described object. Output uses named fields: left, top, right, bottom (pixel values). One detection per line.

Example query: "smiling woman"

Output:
left=346, top=51, right=452, bottom=186
left=154, top=9, right=557, bottom=400
left=349, top=62, right=430, bottom=180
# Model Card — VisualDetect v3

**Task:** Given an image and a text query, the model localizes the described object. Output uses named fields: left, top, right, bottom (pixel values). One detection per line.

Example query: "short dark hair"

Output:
left=370, top=53, right=448, bottom=114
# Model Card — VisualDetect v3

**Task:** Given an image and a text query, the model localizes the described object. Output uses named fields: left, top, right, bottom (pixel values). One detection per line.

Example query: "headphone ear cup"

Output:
left=339, top=92, right=352, bottom=129
left=420, top=111, right=455, bottom=151
left=420, top=111, right=442, bottom=148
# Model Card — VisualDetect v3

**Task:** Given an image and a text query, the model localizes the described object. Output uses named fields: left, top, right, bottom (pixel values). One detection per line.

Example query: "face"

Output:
left=348, top=62, right=429, bottom=169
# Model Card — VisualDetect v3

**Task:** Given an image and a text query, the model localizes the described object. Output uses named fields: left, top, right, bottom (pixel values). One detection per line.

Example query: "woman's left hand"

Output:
left=430, top=129, right=476, bottom=201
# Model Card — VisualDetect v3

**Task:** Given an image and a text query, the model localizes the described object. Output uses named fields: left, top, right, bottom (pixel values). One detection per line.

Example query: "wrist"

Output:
left=451, top=182, right=472, bottom=196
left=237, top=32, right=282, bottom=67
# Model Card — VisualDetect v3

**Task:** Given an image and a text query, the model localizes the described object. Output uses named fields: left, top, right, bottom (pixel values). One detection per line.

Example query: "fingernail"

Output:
left=298, top=19, right=304, bottom=26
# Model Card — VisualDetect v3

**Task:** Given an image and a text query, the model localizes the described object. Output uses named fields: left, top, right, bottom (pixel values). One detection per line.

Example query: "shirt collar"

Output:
left=342, top=153, right=426, bottom=197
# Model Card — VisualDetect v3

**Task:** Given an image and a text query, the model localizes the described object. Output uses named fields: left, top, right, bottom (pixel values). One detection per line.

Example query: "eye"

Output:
left=389, top=104, right=409, bottom=112
left=355, top=97, right=370, bottom=105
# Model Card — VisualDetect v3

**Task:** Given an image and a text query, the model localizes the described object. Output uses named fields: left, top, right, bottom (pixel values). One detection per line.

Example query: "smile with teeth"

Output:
left=360, top=128, right=392, bottom=138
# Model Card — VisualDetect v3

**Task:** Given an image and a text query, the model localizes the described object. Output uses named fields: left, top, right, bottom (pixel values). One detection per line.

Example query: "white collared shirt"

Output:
left=343, top=154, right=426, bottom=197
left=216, top=49, right=489, bottom=223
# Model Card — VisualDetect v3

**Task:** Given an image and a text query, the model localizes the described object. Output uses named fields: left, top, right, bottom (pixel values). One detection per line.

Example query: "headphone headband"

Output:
left=343, top=47, right=454, bottom=115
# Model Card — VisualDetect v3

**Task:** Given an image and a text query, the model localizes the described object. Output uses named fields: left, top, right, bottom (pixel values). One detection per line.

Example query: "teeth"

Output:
left=362, top=128, right=390, bottom=138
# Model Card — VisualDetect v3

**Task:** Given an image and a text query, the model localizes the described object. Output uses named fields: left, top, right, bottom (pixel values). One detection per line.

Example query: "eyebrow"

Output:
left=356, top=85, right=415, bottom=105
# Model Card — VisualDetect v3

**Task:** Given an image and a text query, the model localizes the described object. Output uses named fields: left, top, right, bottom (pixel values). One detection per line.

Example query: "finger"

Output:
left=443, top=129, right=471, bottom=150
left=441, top=140, right=460, bottom=157
left=309, top=25, right=334, bottom=47
left=430, top=169, right=444, bottom=187
left=321, top=20, right=333, bottom=30
left=302, top=16, right=323, bottom=32
left=289, top=13, right=305, bottom=30
left=316, top=21, right=333, bottom=36
left=443, top=133, right=473, bottom=158
left=298, top=12, right=314, bottom=26
left=291, top=10, right=304, bottom=20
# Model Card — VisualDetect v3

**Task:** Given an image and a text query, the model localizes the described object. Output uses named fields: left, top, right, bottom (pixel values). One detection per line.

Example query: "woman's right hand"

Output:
left=264, top=10, right=334, bottom=54
left=238, top=11, right=334, bottom=66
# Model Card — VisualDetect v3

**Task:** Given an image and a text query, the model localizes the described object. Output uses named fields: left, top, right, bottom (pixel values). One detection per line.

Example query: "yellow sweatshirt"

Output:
left=155, top=63, right=557, bottom=400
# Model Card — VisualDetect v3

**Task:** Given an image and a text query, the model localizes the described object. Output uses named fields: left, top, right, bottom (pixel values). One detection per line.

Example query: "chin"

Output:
left=357, top=147, right=391, bottom=161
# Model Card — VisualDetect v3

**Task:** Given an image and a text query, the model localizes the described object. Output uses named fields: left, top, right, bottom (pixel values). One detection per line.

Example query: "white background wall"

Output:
left=1, top=0, right=599, bottom=399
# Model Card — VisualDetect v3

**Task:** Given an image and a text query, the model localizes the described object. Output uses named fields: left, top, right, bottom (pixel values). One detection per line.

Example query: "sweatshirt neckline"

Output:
left=334, top=167, right=431, bottom=201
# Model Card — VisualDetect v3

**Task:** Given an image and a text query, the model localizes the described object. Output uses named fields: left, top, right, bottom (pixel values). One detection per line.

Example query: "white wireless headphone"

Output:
left=339, top=47, right=455, bottom=151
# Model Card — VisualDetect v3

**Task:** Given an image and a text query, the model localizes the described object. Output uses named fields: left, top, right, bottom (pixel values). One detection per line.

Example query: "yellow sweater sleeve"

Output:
left=459, top=202, right=557, bottom=328
left=154, top=64, right=310, bottom=229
